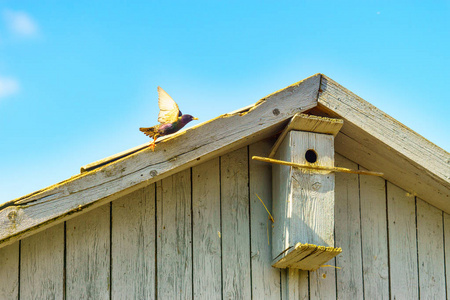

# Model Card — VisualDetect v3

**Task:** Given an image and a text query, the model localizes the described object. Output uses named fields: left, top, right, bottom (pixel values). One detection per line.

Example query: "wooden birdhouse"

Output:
left=270, top=114, right=344, bottom=270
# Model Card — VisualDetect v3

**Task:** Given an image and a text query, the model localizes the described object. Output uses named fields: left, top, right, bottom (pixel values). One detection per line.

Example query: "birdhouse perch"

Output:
left=270, top=114, right=344, bottom=271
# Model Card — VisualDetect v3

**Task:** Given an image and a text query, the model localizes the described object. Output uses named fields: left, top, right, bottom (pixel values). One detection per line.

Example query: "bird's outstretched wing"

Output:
left=157, top=86, right=180, bottom=124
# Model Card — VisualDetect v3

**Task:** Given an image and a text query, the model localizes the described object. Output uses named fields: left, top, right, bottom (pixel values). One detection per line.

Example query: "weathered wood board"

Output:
left=416, top=198, right=445, bottom=299
left=359, top=167, right=389, bottom=299
left=20, top=223, right=64, bottom=299
left=444, top=213, right=450, bottom=298
left=334, top=154, right=363, bottom=299
left=221, top=147, right=252, bottom=299
left=280, top=269, right=307, bottom=300
left=289, top=131, right=335, bottom=247
left=111, top=184, right=156, bottom=299
left=0, top=242, right=18, bottom=299
left=272, top=134, right=291, bottom=262
left=309, top=262, right=337, bottom=300
left=387, top=183, right=418, bottom=299
left=281, top=269, right=309, bottom=300
left=66, top=204, right=110, bottom=299
left=192, top=157, right=222, bottom=299
left=249, top=139, right=281, bottom=299
left=157, top=170, right=192, bottom=299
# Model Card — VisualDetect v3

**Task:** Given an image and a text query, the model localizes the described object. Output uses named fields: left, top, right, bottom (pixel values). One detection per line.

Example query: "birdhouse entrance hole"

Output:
left=305, top=149, right=318, bottom=163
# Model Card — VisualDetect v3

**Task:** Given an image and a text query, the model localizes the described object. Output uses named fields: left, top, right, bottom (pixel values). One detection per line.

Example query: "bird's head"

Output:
left=180, top=114, right=198, bottom=124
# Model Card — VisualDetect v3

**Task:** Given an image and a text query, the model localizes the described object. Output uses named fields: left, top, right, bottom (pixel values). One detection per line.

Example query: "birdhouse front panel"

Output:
left=271, top=130, right=339, bottom=270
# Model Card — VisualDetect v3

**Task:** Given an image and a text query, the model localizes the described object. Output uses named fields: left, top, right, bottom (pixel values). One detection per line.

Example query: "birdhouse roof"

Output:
left=0, top=73, right=448, bottom=248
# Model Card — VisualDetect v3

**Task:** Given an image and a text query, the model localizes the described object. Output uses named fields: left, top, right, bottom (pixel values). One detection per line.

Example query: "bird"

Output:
left=139, top=86, right=198, bottom=151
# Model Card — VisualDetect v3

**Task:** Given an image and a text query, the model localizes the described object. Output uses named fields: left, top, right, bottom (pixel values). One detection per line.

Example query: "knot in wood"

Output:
left=8, top=210, right=18, bottom=223
left=272, top=108, right=280, bottom=116
left=312, top=182, right=322, bottom=191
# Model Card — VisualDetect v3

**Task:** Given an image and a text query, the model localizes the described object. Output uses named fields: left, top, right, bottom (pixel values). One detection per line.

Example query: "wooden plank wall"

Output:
left=0, top=140, right=448, bottom=299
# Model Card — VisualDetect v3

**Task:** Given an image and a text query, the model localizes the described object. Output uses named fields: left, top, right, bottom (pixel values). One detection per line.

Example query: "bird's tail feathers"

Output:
left=139, top=126, right=158, bottom=138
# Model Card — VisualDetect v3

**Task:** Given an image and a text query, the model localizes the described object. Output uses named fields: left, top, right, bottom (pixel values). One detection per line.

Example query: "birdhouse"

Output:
left=270, top=114, right=344, bottom=270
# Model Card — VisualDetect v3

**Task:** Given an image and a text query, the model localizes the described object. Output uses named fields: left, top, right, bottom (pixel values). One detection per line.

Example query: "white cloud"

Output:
left=3, top=9, right=38, bottom=37
left=0, top=77, right=20, bottom=98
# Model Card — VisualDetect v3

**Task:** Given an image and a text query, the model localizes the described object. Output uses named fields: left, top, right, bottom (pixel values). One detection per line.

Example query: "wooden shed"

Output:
left=1, top=73, right=449, bottom=299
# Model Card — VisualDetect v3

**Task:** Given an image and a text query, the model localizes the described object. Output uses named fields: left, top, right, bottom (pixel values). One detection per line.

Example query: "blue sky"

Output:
left=0, top=1, right=449, bottom=202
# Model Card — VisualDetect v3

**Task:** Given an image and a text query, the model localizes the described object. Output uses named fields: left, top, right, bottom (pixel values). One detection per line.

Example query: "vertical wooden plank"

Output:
left=249, top=138, right=281, bottom=299
left=221, top=147, right=251, bottom=300
left=359, top=167, right=389, bottom=299
left=111, top=184, right=155, bottom=299
left=298, top=270, right=309, bottom=300
left=416, top=198, right=445, bottom=299
left=287, top=270, right=299, bottom=300
left=307, top=119, right=338, bottom=292
left=289, top=131, right=335, bottom=247
left=192, top=158, right=221, bottom=299
left=281, top=269, right=309, bottom=300
left=334, top=153, right=363, bottom=299
left=157, top=169, right=192, bottom=300
left=280, top=269, right=287, bottom=299
left=272, top=135, right=291, bottom=261
left=273, top=136, right=309, bottom=300
left=0, top=242, right=18, bottom=299
left=444, top=213, right=450, bottom=299
left=21, top=223, right=64, bottom=299
left=309, top=262, right=337, bottom=299
left=66, top=205, right=110, bottom=299
left=387, top=182, right=418, bottom=299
